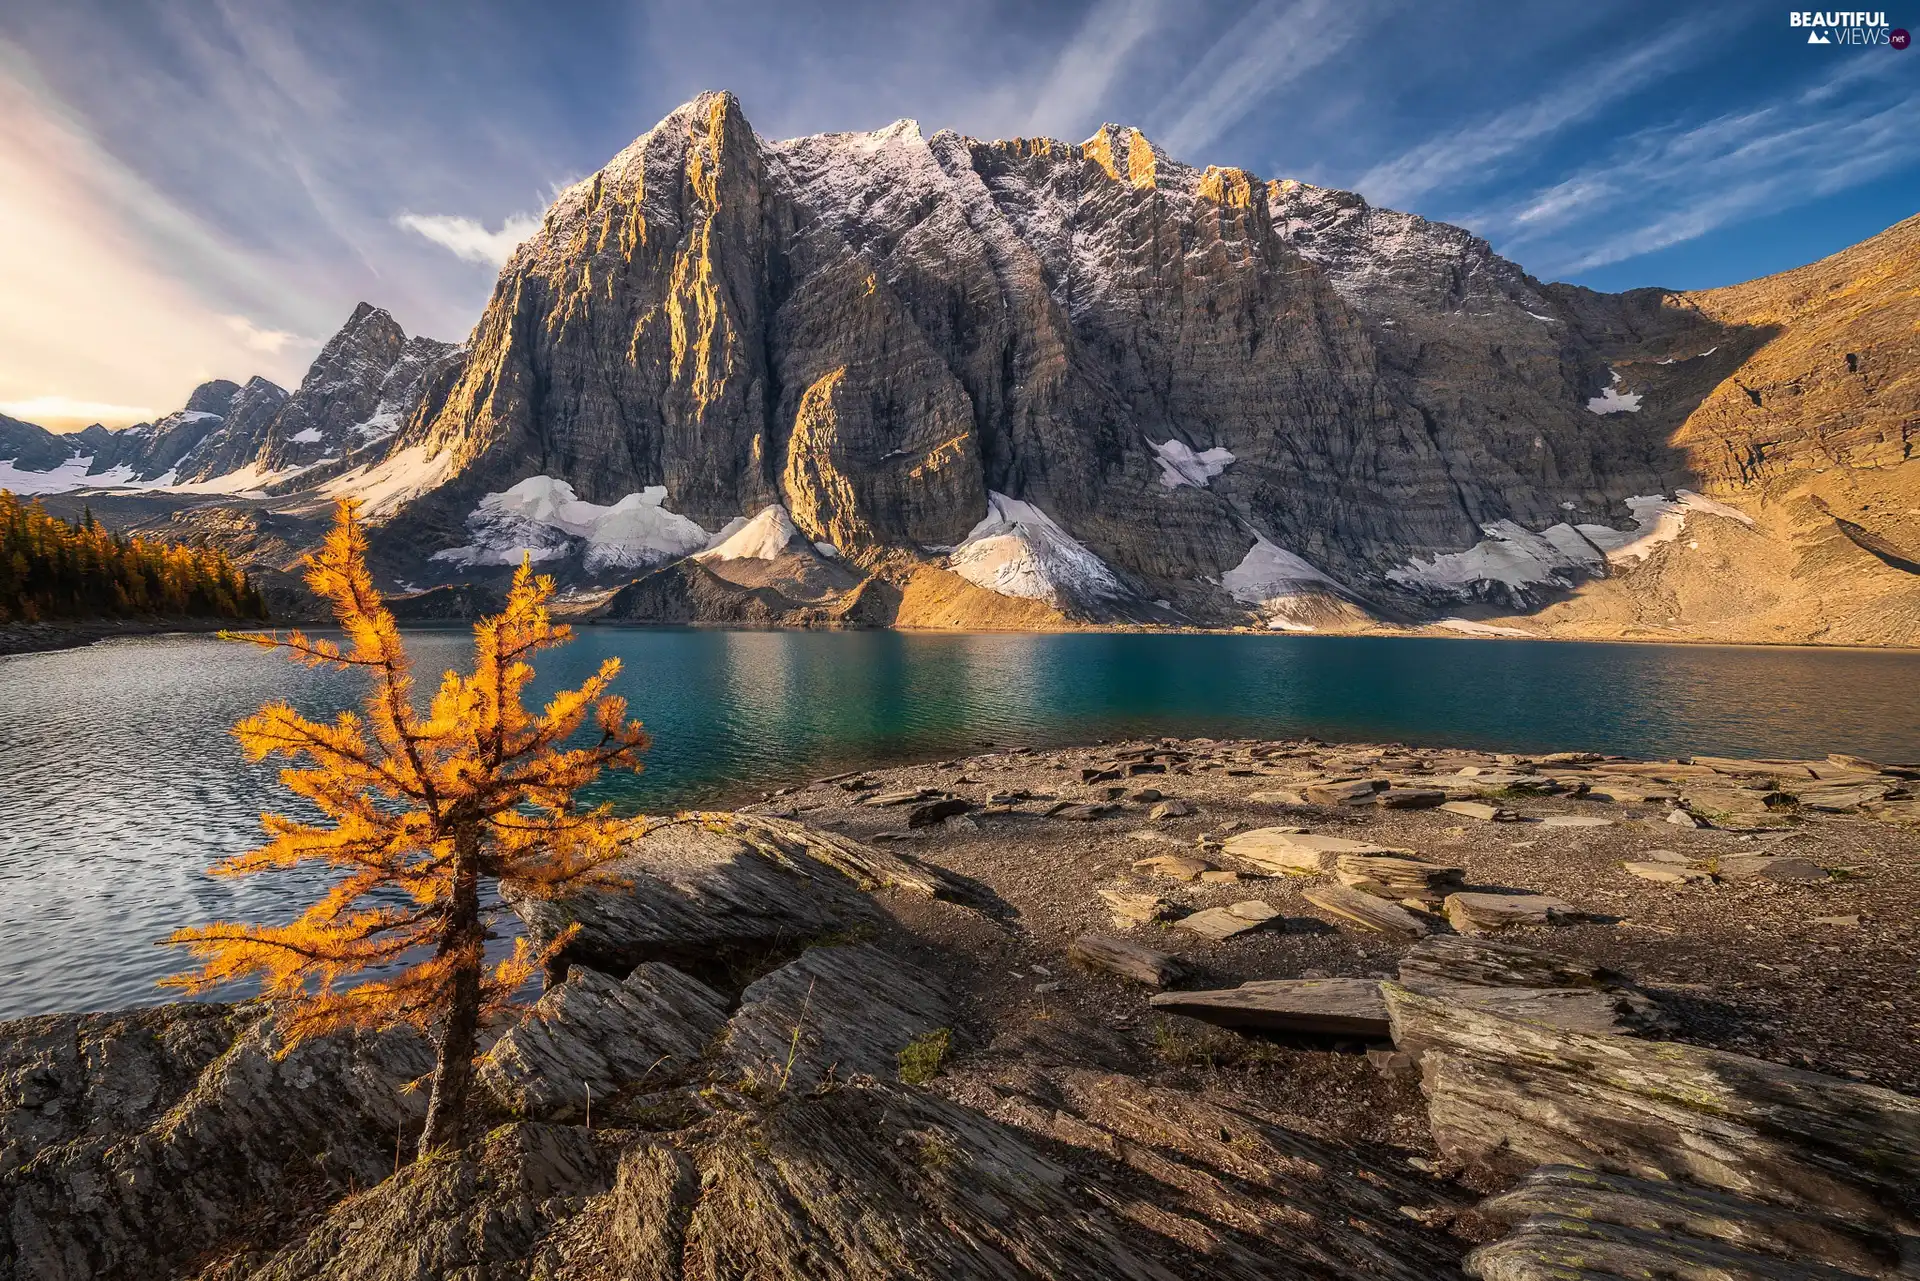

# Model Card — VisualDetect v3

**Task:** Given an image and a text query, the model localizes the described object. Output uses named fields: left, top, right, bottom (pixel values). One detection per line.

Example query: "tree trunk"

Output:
left=420, top=840, right=484, bottom=1156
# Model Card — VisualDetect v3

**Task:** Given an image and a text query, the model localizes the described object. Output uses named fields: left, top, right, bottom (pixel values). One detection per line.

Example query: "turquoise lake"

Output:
left=2, top=627, right=1917, bottom=1018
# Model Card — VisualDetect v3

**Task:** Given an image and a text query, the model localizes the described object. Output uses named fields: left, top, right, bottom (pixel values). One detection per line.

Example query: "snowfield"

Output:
left=947, top=493, right=1123, bottom=606
left=1390, top=491, right=1754, bottom=598
left=432, top=476, right=710, bottom=573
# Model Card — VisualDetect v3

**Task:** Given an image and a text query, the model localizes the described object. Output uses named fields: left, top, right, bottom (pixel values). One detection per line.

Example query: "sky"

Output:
left=1, top=0, right=1915, bottom=430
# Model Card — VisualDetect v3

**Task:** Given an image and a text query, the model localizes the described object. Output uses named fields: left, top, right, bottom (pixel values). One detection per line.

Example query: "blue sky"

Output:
left=1, top=0, right=1915, bottom=427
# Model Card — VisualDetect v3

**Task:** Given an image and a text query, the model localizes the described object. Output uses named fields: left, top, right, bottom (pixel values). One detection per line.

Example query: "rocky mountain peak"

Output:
left=183, top=379, right=242, bottom=418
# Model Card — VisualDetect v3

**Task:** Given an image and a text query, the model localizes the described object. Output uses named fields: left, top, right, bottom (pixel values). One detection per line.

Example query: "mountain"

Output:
left=0, top=304, right=455, bottom=496
left=8, top=92, right=1915, bottom=644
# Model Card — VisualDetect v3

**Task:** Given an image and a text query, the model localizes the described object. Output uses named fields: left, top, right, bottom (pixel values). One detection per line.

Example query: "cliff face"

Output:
left=390, top=92, right=1818, bottom=628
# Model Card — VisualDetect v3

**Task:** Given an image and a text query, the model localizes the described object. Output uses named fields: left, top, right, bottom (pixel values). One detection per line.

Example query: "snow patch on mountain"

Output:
left=1150, top=439, right=1235, bottom=489
left=323, top=445, right=456, bottom=517
left=1390, top=519, right=1603, bottom=595
left=696, top=504, right=802, bottom=562
left=432, top=476, right=709, bottom=572
left=1576, top=491, right=1752, bottom=564
left=947, top=493, right=1122, bottom=606
left=1392, top=491, right=1755, bottom=598
left=1438, top=618, right=1533, bottom=638
left=0, top=454, right=100, bottom=495
left=1586, top=370, right=1642, bottom=414
left=1220, top=535, right=1344, bottom=630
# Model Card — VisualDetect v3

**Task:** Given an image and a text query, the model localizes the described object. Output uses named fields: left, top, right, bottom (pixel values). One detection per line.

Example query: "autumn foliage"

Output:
left=165, top=499, right=648, bottom=1153
left=0, top=490, right=266, bottom=623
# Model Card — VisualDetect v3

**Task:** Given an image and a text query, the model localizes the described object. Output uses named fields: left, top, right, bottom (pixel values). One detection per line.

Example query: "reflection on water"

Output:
left=2, top=627, right=1917, bottom=1019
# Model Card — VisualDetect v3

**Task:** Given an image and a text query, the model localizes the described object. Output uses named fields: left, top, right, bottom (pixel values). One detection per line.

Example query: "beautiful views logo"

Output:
left=1788, top=10, right=1907, bottom=44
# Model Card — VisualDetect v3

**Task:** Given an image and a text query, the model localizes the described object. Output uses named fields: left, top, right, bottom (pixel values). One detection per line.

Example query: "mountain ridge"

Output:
left=4, top=91, right=1914, bottom=644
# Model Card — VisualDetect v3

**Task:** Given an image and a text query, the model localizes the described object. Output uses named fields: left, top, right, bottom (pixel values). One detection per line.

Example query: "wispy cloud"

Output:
left=396, top=212, right=540, bottom=266
left=1355, top=17, right=1715, bottom=206
left=1023, top=0, right=1172, bottom=138
left=221, top=314, right=310, bottom=354
left=1481, top=57, right=1920, bottom=274
left=1152, top=0, right=1368, bottom=158
left=0, top=396, right=158, bottom=430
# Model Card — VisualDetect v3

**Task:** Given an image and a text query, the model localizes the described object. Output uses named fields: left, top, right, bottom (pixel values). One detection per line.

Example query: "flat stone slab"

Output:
left=1246, top=789, right=1308, bottom=805
left=1131, top=854, right=1213, bottom=882
left=1539, top=815, right=1615, bottom=828
left=1068, top=934, right=1184, bottom=987
left=1147, top=798, right=1195, bottom=820
left=1718, top=855, right=1829, bottom=882
left=1395, top=978, right=1638, bottom=1036
left=1439, top=800, right=1519, bottom=823
left=1046, top=802, right=1119, bottom=821
left=1624, top=860, right=1714, bottom=884
left=1150, top=979, right=1389, bottom=1040
left=1444, top=892, right=1580, bottom=934
left=1174, top=905, right=1277, bottom=942
left=1097, top=889, right=1177, bottom=928
left=1375, top=788, right=1447, bottom=809
left=1303, top=885, right=1431, bottom=940
left=1220, top=828, right=1408, bottom=875
left=1334, top=853, right=1463, bottom=901
left=1304, top=779, right=1386, bottom=805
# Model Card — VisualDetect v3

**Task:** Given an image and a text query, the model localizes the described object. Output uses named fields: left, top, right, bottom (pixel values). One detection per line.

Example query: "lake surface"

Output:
left=3, top=627, right=1918, bottom=1019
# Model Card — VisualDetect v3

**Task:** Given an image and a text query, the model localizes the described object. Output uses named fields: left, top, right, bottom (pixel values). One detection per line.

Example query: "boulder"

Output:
left=0, top=1011, right=434, bottom=1281
left=1444, top=893, right=1581, bottom=934
left=479, top=963, right=729, bottom=1120
left=1150, top=979, right=1390, bottom=1040
left=1467, top=1163, right=1916, bottom=1281
left=908, top=797, right=975, bottom=827
left=1068, top=934, right=1185, bottom=987
left=721, top=944, right=952, bottom=1093
left=1383, top=984, right=1920, bottom=1227
left=505, top=814, right=956, bottom=975
left=1147, top=797, right=1195, bottom=820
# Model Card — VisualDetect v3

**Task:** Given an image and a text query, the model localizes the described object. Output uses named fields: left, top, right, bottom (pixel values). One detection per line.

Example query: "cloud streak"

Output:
left=396, top=212, right=541, bottom=266
left=1480, top=57, right=1920, bottom=274
left=1355, top=16, right=1715, bottom=206
left=1152, top=0, right=1368, bottom=158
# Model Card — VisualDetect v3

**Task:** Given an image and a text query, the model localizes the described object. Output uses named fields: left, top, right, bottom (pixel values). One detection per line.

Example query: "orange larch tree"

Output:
left=165, top=499, right=648, bottom=1155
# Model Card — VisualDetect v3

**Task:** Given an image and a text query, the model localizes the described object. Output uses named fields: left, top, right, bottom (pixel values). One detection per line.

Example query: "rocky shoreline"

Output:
left=3, top=736, right=1917, bottom=1278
